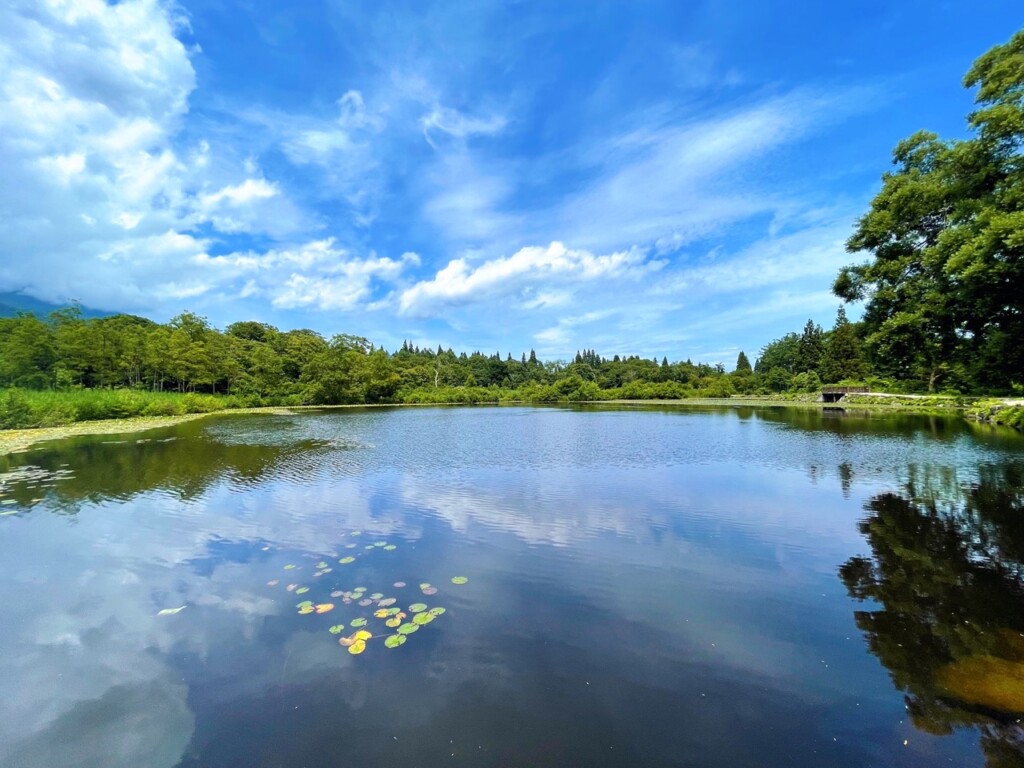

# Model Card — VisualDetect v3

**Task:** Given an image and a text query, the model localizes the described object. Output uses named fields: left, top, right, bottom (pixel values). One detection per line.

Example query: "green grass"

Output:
left=0, top=389, right=235, bottom=429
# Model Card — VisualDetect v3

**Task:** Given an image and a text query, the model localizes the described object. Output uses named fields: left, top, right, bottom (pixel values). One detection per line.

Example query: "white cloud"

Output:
left=420, top=104, right=506, bottom=144
left=399, top=241, right=663, bottom=317
left=0, top=0, right=316, bottom=312
left=191, top=239, right=418, bottom=311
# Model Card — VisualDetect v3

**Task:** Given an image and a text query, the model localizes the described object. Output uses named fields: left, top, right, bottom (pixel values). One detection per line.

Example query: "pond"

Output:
left=0, top=405, right=1022, bottom=768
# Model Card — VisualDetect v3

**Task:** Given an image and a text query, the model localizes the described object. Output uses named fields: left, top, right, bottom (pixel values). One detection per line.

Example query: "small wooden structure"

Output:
left=820, top=386, right=869, bottom=403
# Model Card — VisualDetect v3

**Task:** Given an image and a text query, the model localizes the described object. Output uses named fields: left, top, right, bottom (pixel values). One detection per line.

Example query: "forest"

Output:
left=1, top=30, right=1022, bottom=429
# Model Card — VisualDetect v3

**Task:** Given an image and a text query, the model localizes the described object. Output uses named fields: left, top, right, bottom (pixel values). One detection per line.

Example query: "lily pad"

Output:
left=385, top=617, right=402, bottom=628
left=339, top=556, right=355, bottom=564
left=348, top=639, right=366, bottom=655
left=316, top=561, right=328, bottom=569
left=358, top=598, right=373, bottom=607
left=374, top=609, right=389, bottom=618
left=393, top=581, right=406, bottom=588
left=298, top=605, right=314, bottom=615
left=267, top=580, right=279, bottom=587
left=364, top=545, right=375, bottom=550
left=284, top=565, right=297, bottom=570
left=351, top=617, right=368, bottom=628
left=413, top=611, right=435, bottom=625
left=409, top=603, right=427, bottom=613
left=385, top=606, right=401, bottom=615
left=350, top=531, right=362, bottom=536
left=344, top=543, right=357, bottom=549
left=421, top=586, right=438, bottom=596
left=374, top=541, right=387, bottom=547
left=330, top=590, right=344, bottom=598
left=354, top=629, right=372, bottom=641
left=451, top=576, right=469, bottom=585
left=329, top=624, right=346, bottom=634
left=383, top=545, right=397, bottom=551
left=370, top=592, right=384, bottom=600
left=378, top=598, right=397, bottom=607
left=286, top=583, right=298, bottom=591
left=397, top=622, right=420, bottom=635
left=338, top=634, right=357, bottom=647
left=315, top=603, right=334, bottom=614
left=295, top=587, right=309, bottom=595
left=385, top=634, right=407, bottom=649
left=419, top=583, right=431, bottom=590
left=296, top=600, right=314, bottom=609
left=157, top=606, right=186, bottom=616
left=428, top=606, right=446, bottom=617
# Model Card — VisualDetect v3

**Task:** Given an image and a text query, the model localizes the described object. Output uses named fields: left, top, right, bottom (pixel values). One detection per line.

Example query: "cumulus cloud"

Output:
left=0, top=0, right=326, bottom=313
left=398, top=241, right=664, bottom=317
left=193, top=239, right=419, bottom=310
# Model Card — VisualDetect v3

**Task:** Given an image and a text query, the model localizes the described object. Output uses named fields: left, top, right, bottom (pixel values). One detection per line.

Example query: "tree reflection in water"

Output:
left=840, top=464, right=1024, bottom=767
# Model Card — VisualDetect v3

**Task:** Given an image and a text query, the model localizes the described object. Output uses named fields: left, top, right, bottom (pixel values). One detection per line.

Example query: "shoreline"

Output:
left=2, top=397, right=1020, bottom=456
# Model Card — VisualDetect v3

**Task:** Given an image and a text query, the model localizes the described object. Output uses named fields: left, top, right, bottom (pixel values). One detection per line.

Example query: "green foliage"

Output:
left=836, top=30, right=1024, bottom=391
left=734, top=351, right=752, bottom=374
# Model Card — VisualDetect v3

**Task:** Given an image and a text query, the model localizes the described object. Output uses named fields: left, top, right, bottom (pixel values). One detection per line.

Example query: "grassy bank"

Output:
left=0, top=388, right=243, bottom=430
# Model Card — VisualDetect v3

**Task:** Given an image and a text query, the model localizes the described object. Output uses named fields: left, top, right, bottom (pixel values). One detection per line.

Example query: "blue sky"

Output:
left=0, top=1, right=1020, bottom=365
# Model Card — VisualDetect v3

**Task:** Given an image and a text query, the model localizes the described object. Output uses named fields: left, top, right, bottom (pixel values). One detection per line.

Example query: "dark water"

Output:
left=1, top=405, right=1023, bottom=768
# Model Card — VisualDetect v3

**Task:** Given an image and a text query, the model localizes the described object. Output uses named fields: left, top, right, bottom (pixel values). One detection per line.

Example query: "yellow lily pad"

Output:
left=451, top=576, right=468, bottom=585
left=348, top=639, right=366, bottom=655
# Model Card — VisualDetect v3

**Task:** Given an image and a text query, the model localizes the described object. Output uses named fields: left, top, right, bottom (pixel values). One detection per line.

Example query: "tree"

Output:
left=795, top=319, right=825, bottom=374
left=819, top=306, right=866, bottom=383
left=755, top=333, right=799, bottom=374
left=834, top=30, right=1024, bottom=391
left=735, top=351, right=752, bottom=374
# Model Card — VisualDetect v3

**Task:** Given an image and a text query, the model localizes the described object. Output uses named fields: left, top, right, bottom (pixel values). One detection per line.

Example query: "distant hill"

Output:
left=0, top=291, right=112, bottom=319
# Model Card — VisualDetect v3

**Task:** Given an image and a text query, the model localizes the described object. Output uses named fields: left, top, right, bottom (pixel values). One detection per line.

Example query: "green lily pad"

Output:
left=383, top=545, right=397, bottom=551
left=329, top=624, right=346, bottom=634
left=451, top=576, right=469, bottom=585
left=374, top=541, right=387, bottom=547
left=339, top=556, right=355, bottom=564
left=295, top=587, right=309, bottom=595
left=350, top=531, right=362, bottom=536
left=316, top=561, right=328, bottom=569
left=409, top=603, right=427, bottom=613
left=419, top=583, right=431, bottom=590
left=351, top=617, right=368, bottom=628
left=298, top=605, right=314, bottom=615
left=370, top=592, right=384, bottom=600
left=428, top=606, right=446, bottom=617
left=296, top=600, right=314, bottom=609
left=413, top=611, right=435, bottom=625
left=284, top=564, right=297, bottom=570
left=397, top=623, right=419, bottom=635
left=384, top=634, right=407, bottom=649
left=386, top=606, right=401, bottom=615
left=385, top=616, right=402, bottom=628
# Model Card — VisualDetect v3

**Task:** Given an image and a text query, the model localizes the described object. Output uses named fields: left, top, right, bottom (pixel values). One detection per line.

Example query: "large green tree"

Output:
left=834, top=30, right=1024, bottom=391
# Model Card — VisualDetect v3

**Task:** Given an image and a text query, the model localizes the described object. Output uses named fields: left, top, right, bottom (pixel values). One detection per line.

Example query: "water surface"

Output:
left=0, top=405, right=1022, bottom=768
